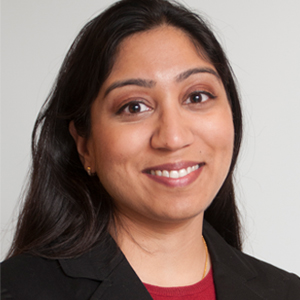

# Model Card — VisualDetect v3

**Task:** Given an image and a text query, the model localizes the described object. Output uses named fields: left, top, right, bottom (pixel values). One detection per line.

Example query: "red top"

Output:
left=144, top=268, right=216, bottom=300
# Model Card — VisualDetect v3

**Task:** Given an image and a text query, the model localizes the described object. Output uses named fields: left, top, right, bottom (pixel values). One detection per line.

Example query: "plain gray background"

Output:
left=1, top=0, right=300, bottom=275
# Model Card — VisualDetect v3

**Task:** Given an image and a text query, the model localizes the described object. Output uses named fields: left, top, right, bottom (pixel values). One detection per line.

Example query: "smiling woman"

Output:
left=1, top=0, right=300, bottom=299
left=70, top=27, right=234, bottom=234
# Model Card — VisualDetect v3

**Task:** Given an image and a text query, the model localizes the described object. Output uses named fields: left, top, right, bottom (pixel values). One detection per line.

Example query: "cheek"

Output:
left=201, top=110, right=234, bottom=161
left=91, top=122, right=153, bottom=206
left=197, top=109, right=234, bottom=203
left=91, top=122, right=150, bottom=175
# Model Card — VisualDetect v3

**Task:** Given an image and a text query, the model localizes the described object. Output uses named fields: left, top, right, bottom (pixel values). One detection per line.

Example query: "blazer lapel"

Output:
left=89, top=257, right=152, bottom=300
left=211, top=260, right=264, bottom=300
left=203, top=221, right=288, bottom=300
left=59, top=223, right=289, bottom=300
left=59, top=234, right=152, bottom=300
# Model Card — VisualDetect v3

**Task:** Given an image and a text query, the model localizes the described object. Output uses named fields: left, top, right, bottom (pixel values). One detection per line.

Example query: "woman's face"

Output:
left=78, top=26, right=234, bottom=226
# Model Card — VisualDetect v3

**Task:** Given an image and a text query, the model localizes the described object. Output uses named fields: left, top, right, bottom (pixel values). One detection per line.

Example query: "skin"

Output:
left=70, top=26, right=234, bottom=286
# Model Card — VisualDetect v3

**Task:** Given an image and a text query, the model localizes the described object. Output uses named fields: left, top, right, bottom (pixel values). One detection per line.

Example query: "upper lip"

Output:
left=142, top=161, right=204, bottom=173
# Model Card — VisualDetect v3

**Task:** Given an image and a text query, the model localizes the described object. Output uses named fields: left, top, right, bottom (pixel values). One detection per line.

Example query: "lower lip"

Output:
left=144, top=165, right=203, bottom=188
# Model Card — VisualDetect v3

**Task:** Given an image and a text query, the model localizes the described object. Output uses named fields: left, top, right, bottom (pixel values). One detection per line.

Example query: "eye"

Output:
left=118, top=101, right=151, bottom=115
left=185, top=91, right=215, bottom=104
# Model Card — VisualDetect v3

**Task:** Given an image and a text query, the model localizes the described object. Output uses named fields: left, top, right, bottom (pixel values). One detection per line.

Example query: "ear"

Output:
left=69, top=121, right=95, bottom=172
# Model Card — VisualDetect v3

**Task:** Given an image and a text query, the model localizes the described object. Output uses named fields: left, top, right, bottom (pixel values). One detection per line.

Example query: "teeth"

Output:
left=156, top=170, right=162, bottom=176
left=192, top=165, right=199, bottom=171
left=170, top=170, right=179, bottom=178
left=150, top=164, right=199, bottom=178
left=162, top=170, right=169, bottom=177
left=179, top=169, right=187, bottom=177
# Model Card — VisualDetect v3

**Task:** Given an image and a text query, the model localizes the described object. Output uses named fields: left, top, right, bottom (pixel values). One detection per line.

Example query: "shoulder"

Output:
left=1, top=254, right=98, bottom=300
left=234, top=249, right=300, bottom=299
left=1, top=254, right=70, bottom=299
left=1, top=238, right=129, bottom=300
left=238, top=248, right=299, bottom=277
left=1, top=253, right=61, bottom=289
left=237, top=249, right=300, bottom=291
left=203, top=221, right=300, bottom=299
left=1, top=238, right=154, bottom=300
left=234, top=245, right=300, bottom=280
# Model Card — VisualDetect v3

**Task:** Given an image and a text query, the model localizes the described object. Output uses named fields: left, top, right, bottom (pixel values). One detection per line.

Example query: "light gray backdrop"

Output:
left=1, top=0, right=300, bottom=275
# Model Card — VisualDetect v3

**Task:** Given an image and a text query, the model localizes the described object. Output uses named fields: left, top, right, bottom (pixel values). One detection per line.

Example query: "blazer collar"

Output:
left=203, top=221, right=257, bottom=280
left=59, top=222, right=267, bottom=300
left=59, top=233, right=123, bottom=281
left=59, top=233, right=152, bottom=299
left=203, top=221, right=265, bottom=300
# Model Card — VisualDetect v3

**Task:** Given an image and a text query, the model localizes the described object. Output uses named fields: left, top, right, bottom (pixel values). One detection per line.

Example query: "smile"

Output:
left=143, top=162, right=204, bottom=187
left=149, top=164, right=200, bottom=178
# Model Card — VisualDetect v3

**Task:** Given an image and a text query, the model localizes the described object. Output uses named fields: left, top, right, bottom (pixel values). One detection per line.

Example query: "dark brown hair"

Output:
left=8, top=0, right=242, bottom=259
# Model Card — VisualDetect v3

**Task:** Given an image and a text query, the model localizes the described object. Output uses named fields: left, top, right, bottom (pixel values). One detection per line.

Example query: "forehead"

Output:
left=108, top=26, right=216, bottom=79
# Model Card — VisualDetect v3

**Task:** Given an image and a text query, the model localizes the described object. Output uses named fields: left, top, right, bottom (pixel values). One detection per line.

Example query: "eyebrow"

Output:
left=104, top=79, right=156, bottom=97
left=175, top=67, right=220, bottom=82
left=104, top=67, right=220, bottom=97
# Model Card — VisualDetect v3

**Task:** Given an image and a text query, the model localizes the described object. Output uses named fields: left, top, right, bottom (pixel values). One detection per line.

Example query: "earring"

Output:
left=87, top=166, right=92, bottom=176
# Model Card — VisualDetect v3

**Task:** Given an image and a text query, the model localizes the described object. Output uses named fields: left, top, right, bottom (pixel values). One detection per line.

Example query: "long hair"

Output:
left=8, top=0, right=243, bottom=259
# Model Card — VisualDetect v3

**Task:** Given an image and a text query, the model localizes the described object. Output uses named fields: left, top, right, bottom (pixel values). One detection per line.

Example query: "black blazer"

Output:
left=2, top=221, right=300, bottom=299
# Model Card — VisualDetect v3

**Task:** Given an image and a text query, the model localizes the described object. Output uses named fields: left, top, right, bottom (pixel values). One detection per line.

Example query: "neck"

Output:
left=110, top=213, right=210, bottom=287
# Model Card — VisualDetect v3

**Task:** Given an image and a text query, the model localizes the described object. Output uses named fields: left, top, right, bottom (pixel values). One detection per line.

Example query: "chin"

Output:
left=151, top=200, right=209, bottom=224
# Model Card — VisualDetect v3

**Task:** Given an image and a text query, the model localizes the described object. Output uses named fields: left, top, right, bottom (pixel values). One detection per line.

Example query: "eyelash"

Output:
left=116, top=90, right=216, bottom=115
left=117, top=100, right=151, bottom=115
left=184, top=91, right=216, bottom=105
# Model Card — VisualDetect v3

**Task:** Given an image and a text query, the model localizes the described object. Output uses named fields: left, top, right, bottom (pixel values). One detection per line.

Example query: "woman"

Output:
left=1, top=0, right=299, bottom=299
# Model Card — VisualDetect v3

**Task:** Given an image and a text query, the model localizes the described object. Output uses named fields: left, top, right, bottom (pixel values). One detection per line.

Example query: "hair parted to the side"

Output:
left=8, top=0, right=243, bottom=259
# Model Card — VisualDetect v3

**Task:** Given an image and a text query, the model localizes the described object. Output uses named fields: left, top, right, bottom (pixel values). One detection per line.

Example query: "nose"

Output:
left=150, top=106, right=194, bottom=151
